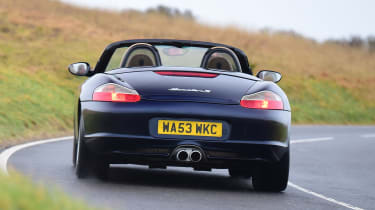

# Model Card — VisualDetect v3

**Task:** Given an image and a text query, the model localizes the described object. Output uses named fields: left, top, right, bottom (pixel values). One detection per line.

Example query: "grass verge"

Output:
left=0, top=171, right=96, bottom=210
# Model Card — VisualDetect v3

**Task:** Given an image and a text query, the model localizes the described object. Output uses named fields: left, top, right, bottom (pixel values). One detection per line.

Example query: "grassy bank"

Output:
left=0, top=172, right=95, bottom=210
left=0, top=0, right=374, bottom=145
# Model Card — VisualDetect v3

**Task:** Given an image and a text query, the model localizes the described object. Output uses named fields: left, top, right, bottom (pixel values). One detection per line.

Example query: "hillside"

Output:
left=0, top=0, right=375, bottom=145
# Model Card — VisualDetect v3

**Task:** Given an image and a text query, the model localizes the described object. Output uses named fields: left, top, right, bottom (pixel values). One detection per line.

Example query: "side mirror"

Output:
left=256, top=70, right=282, bottom=83
left=68, top=62, right=91, bottom=76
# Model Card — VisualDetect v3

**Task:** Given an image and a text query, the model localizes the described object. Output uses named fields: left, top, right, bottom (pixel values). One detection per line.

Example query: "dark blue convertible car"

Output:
left=68, top=39, right=291, bottom=192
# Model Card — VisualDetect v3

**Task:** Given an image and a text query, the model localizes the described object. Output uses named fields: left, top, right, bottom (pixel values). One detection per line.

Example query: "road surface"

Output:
left=4, top=126, right=375, bottom=210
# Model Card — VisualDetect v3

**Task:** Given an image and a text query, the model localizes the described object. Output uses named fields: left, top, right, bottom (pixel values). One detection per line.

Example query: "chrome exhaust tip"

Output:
left=176, top=150, right=189, bottom=161
left=190, top=150, right=202, bottom=162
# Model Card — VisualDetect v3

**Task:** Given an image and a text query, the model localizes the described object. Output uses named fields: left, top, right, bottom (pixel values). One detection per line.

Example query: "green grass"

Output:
left=0, top=14, right=102, bottom=144
left=0, top=172, right=96, bottom=210
left=284, top=79, right=375, bottom=123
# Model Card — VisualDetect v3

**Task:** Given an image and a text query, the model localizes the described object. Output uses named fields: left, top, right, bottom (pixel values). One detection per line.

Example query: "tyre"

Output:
left=75, top=116, right=91, bottom=178
left=72, top=117, right=78, bottom=166
left=72, top=138, right=77, bottom=167
left=252, top=149, right=289, bottom=192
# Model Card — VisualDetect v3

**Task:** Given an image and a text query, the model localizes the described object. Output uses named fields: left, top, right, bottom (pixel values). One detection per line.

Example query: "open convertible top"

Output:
left=93, top=39, right=253, bottom=75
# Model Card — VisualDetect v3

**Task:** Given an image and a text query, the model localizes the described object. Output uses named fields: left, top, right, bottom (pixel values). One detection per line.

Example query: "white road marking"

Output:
left=289, top=136, right=365, bottom=210
left=0, top=135, right=365, bottom=210
left=288, top=182, right=364, bottom=210
left=290, top=137, right=334, bottom=144
left=361, top=133, right=375, bottom=138
left=0, top=136, right=72, bottom=175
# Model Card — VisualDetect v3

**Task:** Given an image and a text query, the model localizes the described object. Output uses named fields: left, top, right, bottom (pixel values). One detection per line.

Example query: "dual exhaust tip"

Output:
left=176, top=149, right=203, bottom=162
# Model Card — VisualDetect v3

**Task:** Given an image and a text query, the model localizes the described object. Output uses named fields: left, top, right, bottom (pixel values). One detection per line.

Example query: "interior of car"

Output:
left=120, top=43, right=161, bottom=68
left=120, top=44, right=241, bottom=72
left=201, top=47, right=240, bottom=72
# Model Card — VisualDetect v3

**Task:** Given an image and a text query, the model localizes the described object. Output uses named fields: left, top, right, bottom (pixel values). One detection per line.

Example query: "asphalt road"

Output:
left=6, top=126, right=375, bottom=210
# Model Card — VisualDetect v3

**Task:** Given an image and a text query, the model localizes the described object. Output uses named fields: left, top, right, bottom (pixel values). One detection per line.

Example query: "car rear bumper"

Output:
left=81, top=101, right=290, bottom=168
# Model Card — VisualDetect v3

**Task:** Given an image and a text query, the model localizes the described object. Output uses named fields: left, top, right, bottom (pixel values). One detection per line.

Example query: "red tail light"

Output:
left=155, top=71, right=218, bottom=78
left=240, top=91, right=283, bottom=110
left=93, top=83, right=141, bottom=102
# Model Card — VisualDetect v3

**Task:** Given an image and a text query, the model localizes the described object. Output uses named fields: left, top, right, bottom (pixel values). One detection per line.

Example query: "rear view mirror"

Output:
left=256, top=70, right=282, bottom=83
left=68, top=62, right=91, bottom=76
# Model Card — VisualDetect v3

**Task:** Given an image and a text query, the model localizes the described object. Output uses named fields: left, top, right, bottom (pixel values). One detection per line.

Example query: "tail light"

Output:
left=240, top=91, right=283, bottom=110
left=155, top=71, right=218, bottom=78
left=93, top=83, right=141, bottom=102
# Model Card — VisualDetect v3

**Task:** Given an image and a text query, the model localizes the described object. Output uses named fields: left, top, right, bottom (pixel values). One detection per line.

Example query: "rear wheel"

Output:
left=75, top=116, right=91, bottom=178
left=252, top=149, right=289, bottom=192
left=72, top=138, right=77, bottom=167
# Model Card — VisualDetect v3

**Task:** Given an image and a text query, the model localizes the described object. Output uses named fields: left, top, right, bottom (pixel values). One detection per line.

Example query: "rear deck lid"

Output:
left=111, top=69, right=257, bottom=104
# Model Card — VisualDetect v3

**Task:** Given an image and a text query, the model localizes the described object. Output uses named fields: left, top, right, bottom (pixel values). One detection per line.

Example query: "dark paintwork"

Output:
left=73, top=39, right=291, bottom=170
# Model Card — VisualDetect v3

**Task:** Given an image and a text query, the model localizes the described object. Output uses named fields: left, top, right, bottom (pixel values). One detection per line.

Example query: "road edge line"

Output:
left=288, top=182, right=364, bottom=210
left=361, top=134, right=375, bottom=138
left=290, top=137, right=334, bottom=144
left=290, top=136, right=365, bottom=209
left=0, top=136, right=72, bottom=175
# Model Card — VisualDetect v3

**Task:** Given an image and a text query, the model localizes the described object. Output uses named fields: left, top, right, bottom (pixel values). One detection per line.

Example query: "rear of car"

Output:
left=71, top=39, right=291, bottom=192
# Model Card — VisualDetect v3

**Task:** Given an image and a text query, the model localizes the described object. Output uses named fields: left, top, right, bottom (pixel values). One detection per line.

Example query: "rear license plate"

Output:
left=157, top=120, right=222, bottom=137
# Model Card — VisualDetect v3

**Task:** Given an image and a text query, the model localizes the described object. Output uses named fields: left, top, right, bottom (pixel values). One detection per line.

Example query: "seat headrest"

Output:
left=120, top=43, right=161, bottom=68
left=201, top=46, right=241, bottom=72
left=206, top=55, right=232, bottom=71
left=126, top=54, right=154, bottom=67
